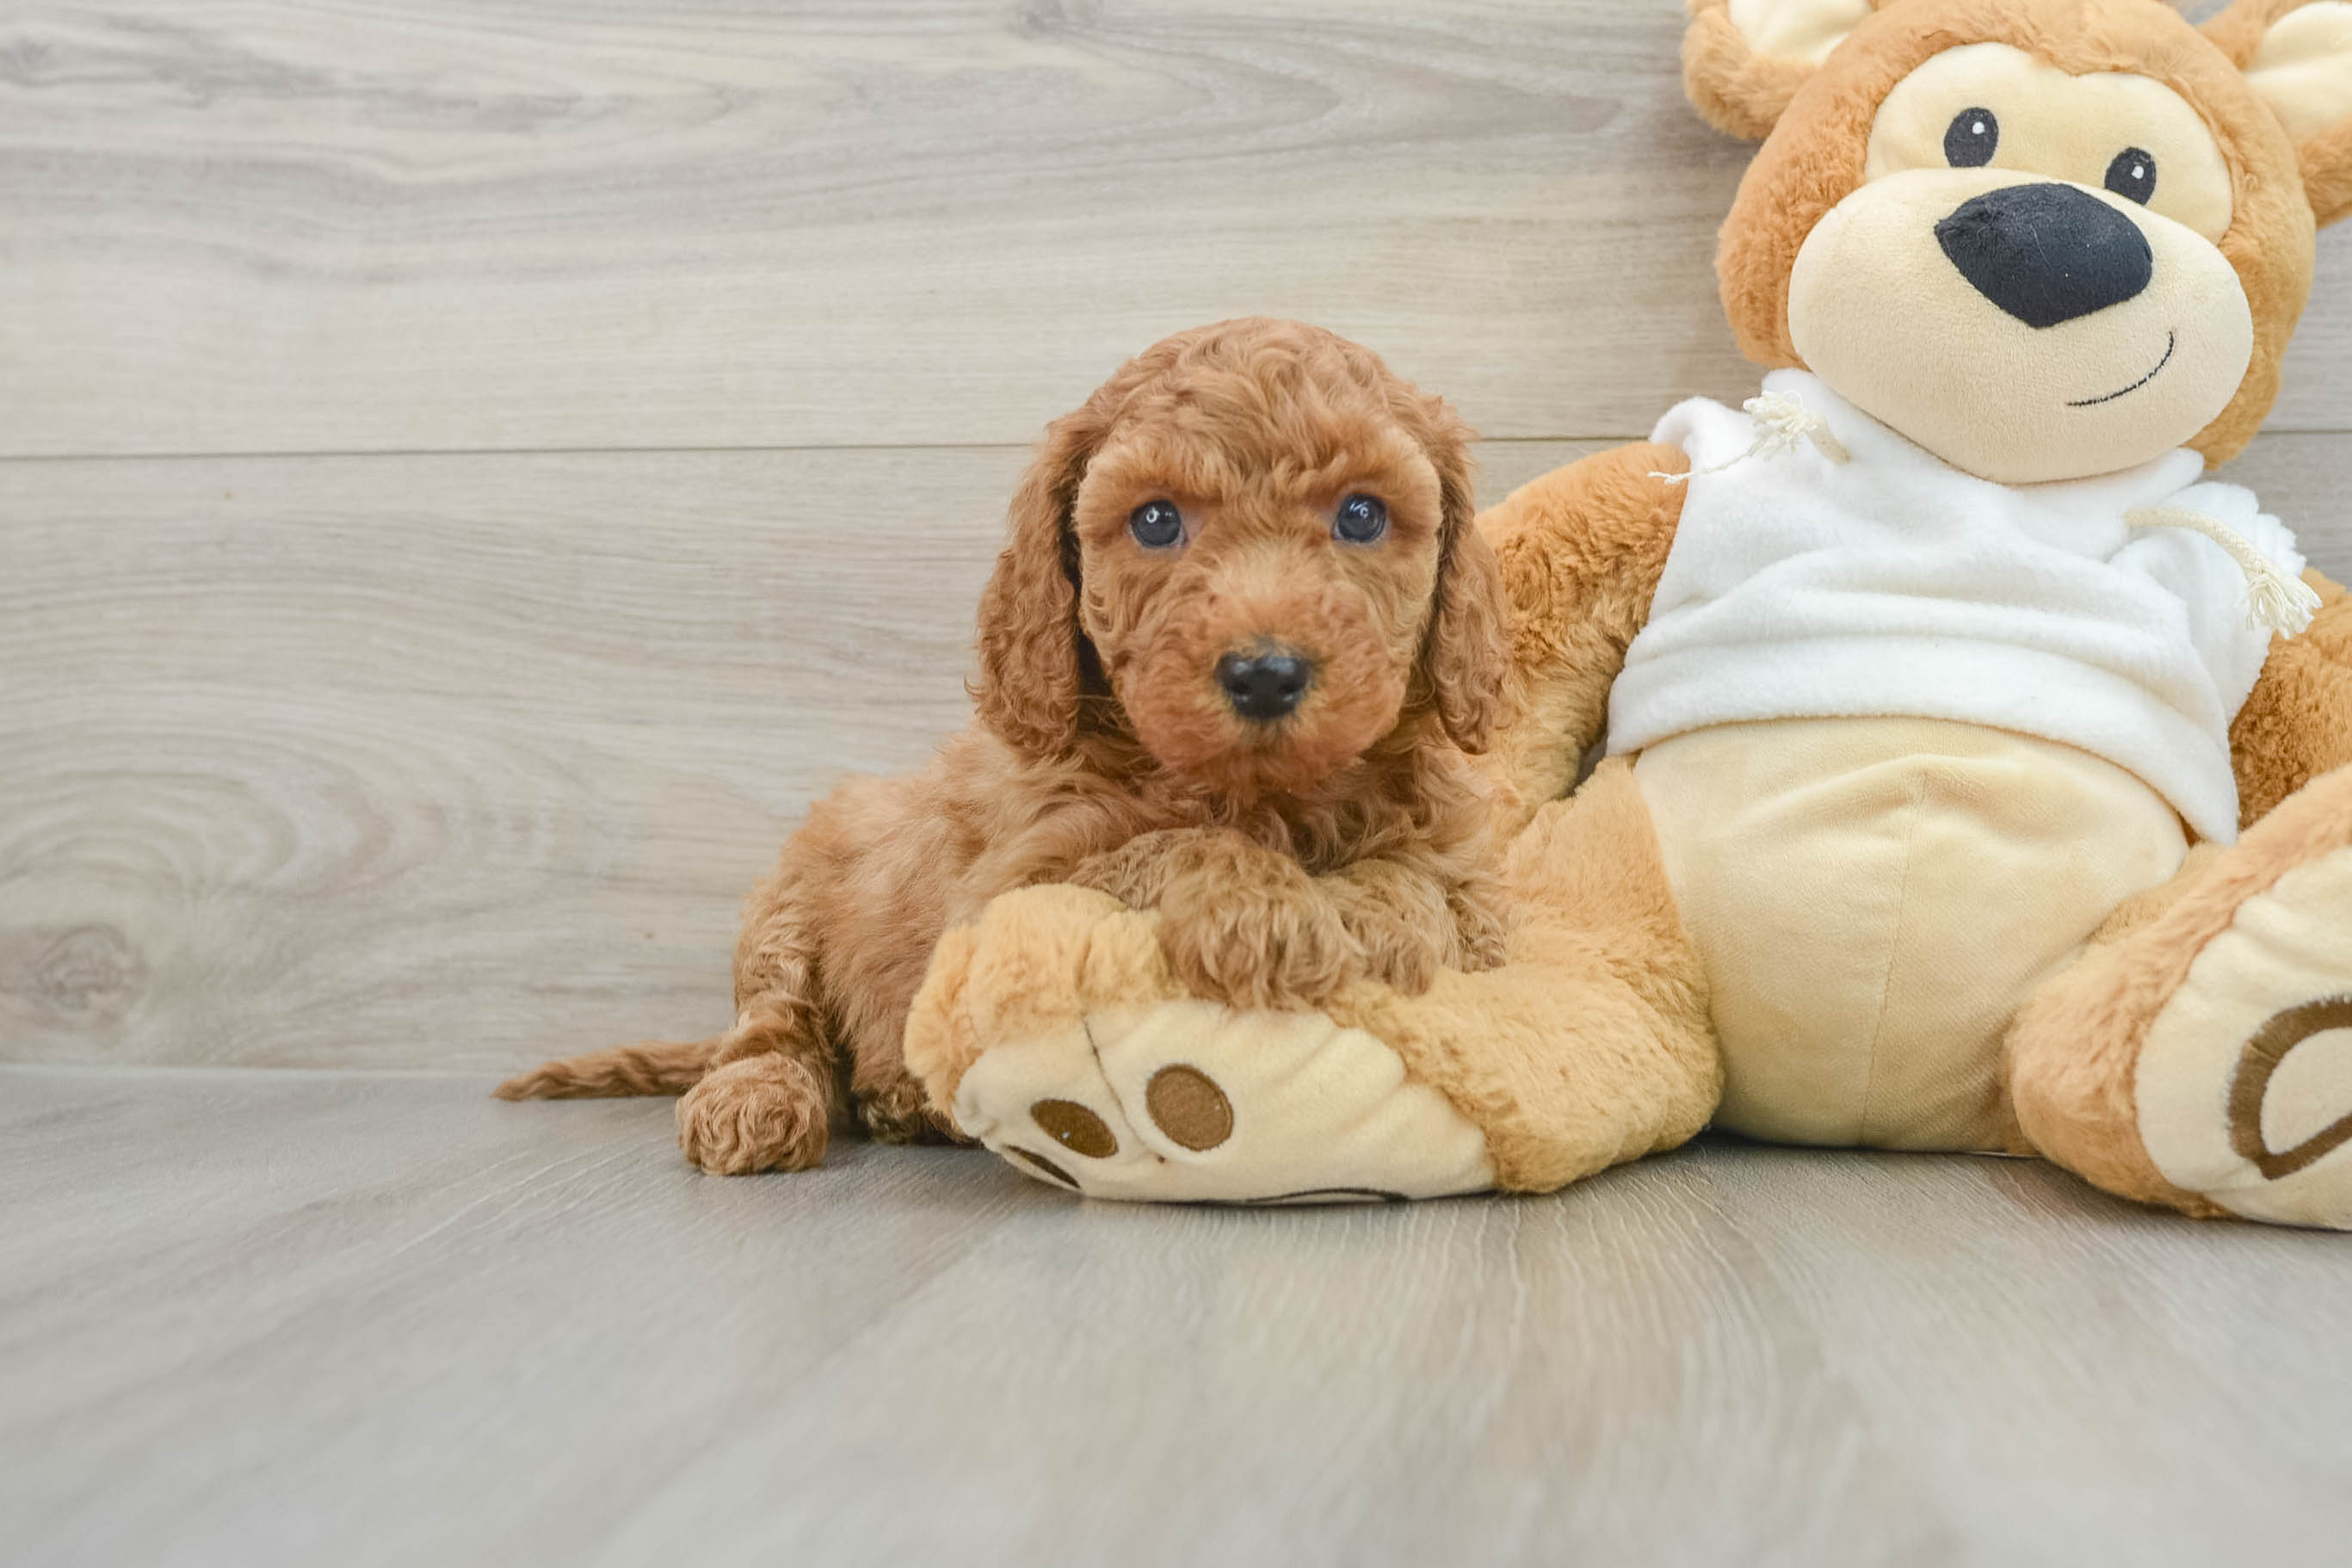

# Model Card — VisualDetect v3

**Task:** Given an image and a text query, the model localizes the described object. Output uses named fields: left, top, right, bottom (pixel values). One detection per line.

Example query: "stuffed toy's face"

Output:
left=1795, top=41, right=2253, bottom=478
left=1688, top=0, right=2352, bottom=484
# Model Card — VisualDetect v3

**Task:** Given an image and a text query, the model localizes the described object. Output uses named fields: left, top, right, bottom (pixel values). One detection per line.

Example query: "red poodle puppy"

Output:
left=498, top=318, right=1511, bottom=1174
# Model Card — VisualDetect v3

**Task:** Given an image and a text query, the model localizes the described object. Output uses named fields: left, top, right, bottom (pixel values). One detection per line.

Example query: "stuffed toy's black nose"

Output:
left=1217, top=649, right=1313, bottom=722
left=1935, top=182, right=2152, bottom=329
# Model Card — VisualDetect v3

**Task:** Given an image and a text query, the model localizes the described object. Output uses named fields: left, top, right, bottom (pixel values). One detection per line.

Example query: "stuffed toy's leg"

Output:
left=904, top=761, right=1722, bottom=1202
left=2009, top=576, right=2352, bottom=1229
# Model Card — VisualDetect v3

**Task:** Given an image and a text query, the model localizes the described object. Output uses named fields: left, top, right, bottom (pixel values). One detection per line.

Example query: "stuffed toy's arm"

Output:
left=1478, top=441, right=1688, bottom=836
left=2232, top=568, right=2352, bottom=825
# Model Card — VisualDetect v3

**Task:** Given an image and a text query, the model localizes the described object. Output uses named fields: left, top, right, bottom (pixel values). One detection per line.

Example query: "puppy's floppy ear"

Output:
left=2209, top=0, right=2352, bottom=225
left=1684, top=0, right=1876, bottom=139
left=971, top=405, right=1104, bottom=758
left=1417, top=411, right=1509, bottom=755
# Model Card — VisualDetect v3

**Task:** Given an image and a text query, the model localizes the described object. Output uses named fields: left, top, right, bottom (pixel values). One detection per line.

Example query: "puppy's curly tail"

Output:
left=493, top=1038, right=719, bottom=1100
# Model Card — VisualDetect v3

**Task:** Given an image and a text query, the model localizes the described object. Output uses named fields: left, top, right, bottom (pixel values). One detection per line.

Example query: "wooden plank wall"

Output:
left=4, top=1, right=2349, bottom=1069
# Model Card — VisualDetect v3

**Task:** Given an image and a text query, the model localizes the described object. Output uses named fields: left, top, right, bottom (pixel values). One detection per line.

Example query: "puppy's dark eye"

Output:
left=1333, top=494, right=1388, bottom=545
left=1944, top=108, right=1998, bottom=168
left=1128, top=500, right=1182, bottom=550
left=2105, top=147, right=2157, bottom=205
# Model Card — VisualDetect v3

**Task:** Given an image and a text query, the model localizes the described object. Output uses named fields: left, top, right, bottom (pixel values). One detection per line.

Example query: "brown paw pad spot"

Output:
left=2230, top=995, right=2352, bottom=1180
left=1031, top=1098, right=1117, bottom=1158
left=1145, top=1064, right=1232, bottom=1151
left=1004, top=1146, right=1081, bottom=1190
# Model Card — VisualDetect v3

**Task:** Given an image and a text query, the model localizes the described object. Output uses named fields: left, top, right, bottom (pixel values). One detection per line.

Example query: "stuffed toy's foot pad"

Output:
left=955, top=1000, right=1495, bottom=1203
left=2136, top=840, right=2352, bottom=1229
left=912, top=886, right=1494, bottom=1204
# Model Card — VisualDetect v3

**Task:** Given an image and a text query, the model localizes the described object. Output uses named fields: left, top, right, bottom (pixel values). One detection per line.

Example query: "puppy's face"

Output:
left=972, top=320, right=1504, bottom=784
left=1065, top=370, right=1454, bottom=797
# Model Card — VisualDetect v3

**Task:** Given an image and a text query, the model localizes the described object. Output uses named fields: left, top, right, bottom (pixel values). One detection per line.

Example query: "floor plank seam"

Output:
left=5, top=431, right=2349, bottom=465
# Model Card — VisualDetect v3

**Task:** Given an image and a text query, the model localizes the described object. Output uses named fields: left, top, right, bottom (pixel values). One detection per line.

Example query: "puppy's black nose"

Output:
left=1935, top=182, right=2151, bottom=329
left=1216, top=649, right=1313, bottom=723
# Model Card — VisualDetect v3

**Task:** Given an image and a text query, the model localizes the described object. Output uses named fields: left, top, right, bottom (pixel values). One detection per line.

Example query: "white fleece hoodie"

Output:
left=1605, top=371, right=2304, bottom=843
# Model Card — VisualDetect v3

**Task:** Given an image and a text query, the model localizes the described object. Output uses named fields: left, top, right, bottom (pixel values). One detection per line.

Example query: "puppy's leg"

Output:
left=1072, top=831, right=1504, bottom=1003
left=1448, top=873, right=1512, bottom=970
left=1074, top=828, right=1363, bottom=1010
left=675, top=1014, right=835, bottom=1176
left=845, top=1010, right=962, bottom=1147
left=1318, top=861, right=1508, bottom=996
left=496, top=1008, right=831, bottom=1175
left=1065, top=828, right=1230, bottom=908
left=675, top=839, right=842, bottom=1175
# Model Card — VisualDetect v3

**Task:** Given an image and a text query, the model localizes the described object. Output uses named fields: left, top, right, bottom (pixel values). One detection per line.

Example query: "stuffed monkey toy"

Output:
left=904, top=0, right=2352, bottom=1227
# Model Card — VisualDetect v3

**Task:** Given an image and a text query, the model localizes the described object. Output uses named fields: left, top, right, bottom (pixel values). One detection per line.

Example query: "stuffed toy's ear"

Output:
left=971, top=407, right=1104, bottom=759
left=1683, top=0, right=1878, bottom=139
left=2208, top=0, right=2352, bottom=225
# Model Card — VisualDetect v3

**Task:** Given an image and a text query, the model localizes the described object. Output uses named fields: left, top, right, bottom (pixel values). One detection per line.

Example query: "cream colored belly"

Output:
left=1635, top=718, right=2191, bottom=1151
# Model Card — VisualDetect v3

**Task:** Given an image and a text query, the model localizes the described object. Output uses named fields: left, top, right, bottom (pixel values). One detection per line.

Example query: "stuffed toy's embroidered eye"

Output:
left=1333, top=494, right=1389, bottom=544
left=1944, top=108, right=1998, bottom=167
left=1129, top=500, right=1182, bottom=549
left=2105, top=147, right=2157, bottom=205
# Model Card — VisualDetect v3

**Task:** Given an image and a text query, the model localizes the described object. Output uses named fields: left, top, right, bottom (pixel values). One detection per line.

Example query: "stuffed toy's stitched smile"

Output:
left=2069, top=329, right=2177, bottom=406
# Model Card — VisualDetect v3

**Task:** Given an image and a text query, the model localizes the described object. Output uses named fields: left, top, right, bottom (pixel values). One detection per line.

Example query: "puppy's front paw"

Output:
left=855, top=1077, right=963, bottom=1146
left=1156, top=863, right=1363, bottom=1009
left=676, top=1054, right=830, bottom=1175
left=1346, top=911, right=1448, bottom=997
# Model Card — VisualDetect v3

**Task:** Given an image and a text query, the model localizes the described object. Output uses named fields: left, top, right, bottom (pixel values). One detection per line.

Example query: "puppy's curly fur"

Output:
left=497, top=318, right=1512, bottom=1174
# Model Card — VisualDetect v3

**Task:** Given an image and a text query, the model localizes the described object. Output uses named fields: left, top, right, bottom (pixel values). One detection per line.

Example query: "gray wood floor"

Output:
left=9, top=1065, right=2352, bottom=1568
left=8, top=3, right=2352, bottom=1563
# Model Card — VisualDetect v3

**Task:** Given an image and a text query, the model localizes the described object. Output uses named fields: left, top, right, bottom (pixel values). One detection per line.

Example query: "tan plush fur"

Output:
left=2202, top=0, right=2310, bottom=62
left=1681, top=0, right=1865, bottom=141
left=2007, top=766, right=2352, bottom=1214
left=1478, top=443, right=1690, bottom=836
left=1326, top=760, right=1720, bottom=1191
left=2302, top=111, right=2352, bottom=228
left=2003, top=567, right=2352, bottom=1213
left=2232, top=570, right=2352, bottom=824
left=2205, top=0, right=2352, bottom=228
left=497, top=318, right=1511, bottom=1174
left=906, top=888, right=1193, bottom=1114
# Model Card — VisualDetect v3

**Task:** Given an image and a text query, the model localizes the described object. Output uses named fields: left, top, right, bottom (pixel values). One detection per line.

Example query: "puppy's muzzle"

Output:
left=1935, top=182, right=2151, bottom=329
left=1216, top=646, right=1314, bottom=723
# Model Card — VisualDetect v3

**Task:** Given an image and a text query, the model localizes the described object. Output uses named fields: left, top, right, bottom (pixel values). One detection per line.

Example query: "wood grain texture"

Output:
left=4, top=0, right=2348, bottom=458
left=0, top=443, right=1022, bottom=1068
left=2, top=437, right=2345, bottom=1071
left=4, top=1065, right=2349, bottom=1568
